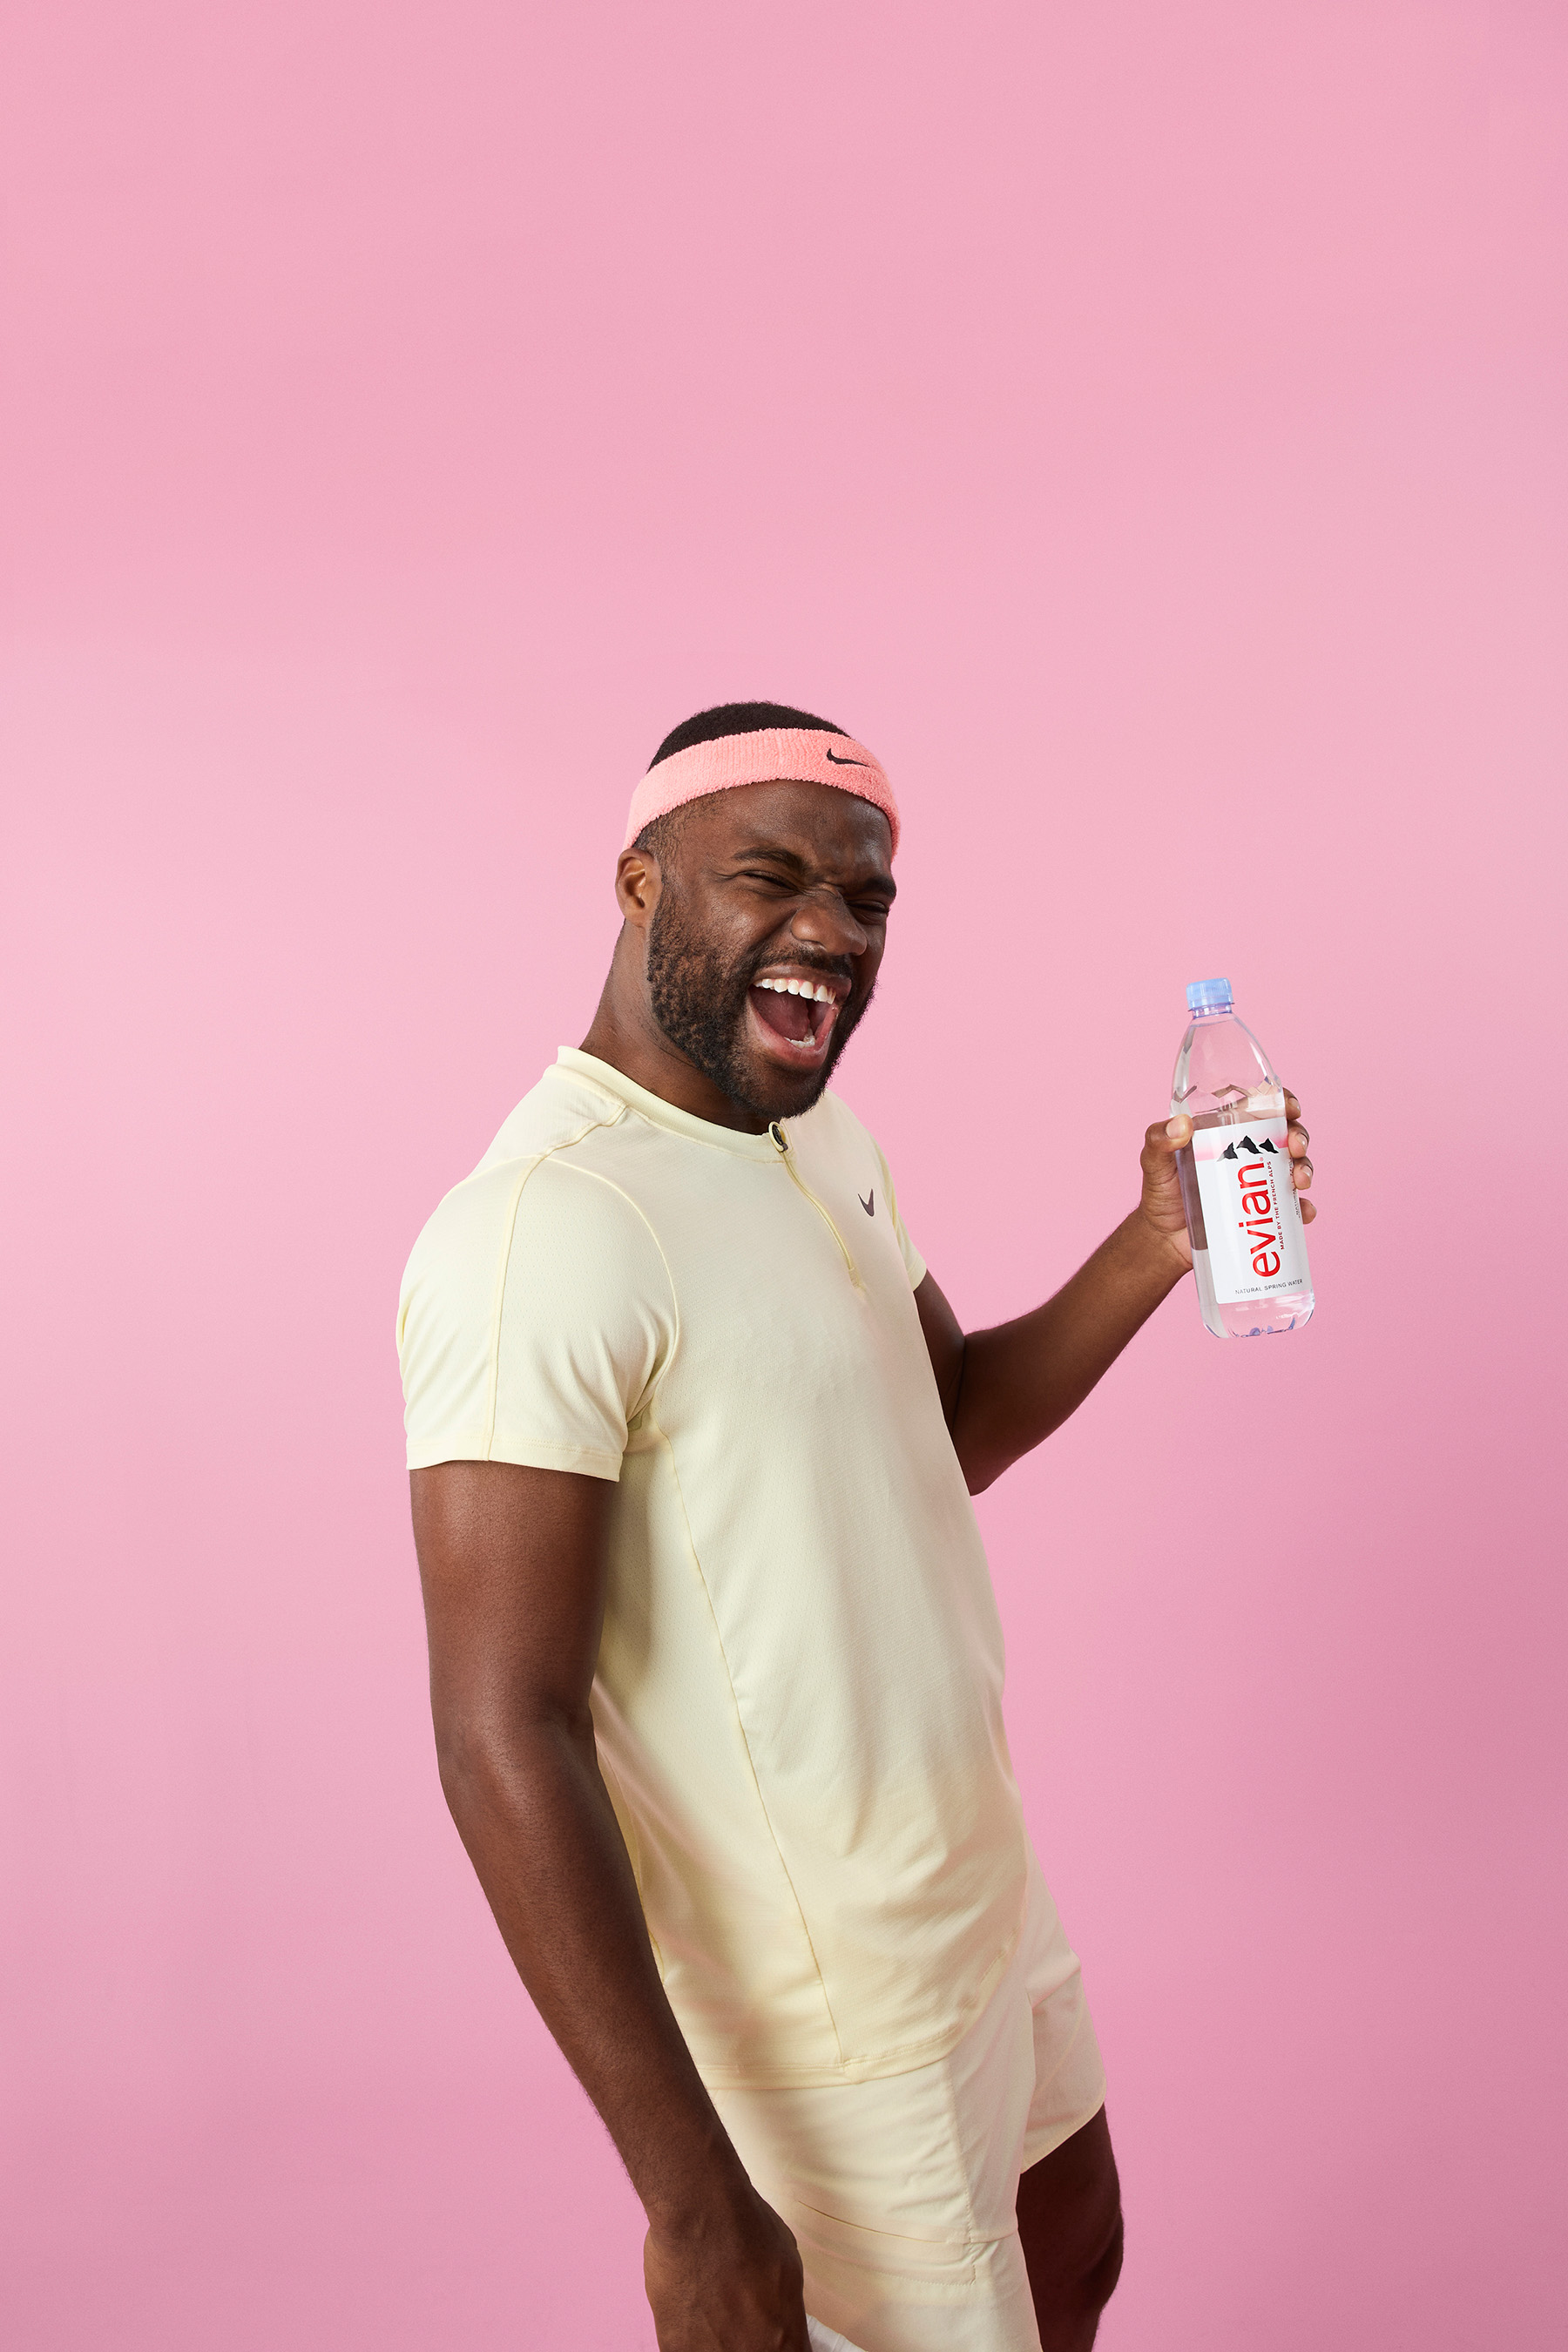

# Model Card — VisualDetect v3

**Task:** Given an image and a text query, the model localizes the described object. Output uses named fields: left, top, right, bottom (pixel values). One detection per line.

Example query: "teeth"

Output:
left=754, top=976, right=838, bottom=999
left=814, top=983, right=832, bottom=1003
left=786, top=979, right=801, bottom=995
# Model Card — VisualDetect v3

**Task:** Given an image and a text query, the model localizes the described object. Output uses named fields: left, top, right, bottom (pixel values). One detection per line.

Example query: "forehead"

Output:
left=686, top=779, right=895, bottom=882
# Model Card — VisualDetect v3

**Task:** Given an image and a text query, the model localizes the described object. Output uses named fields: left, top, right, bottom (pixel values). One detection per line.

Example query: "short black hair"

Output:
left=648, top=700, right=846, bottom=772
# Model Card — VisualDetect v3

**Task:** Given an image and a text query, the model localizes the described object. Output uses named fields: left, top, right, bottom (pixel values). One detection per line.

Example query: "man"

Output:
left=398, top=702, right=1315, bottom=2351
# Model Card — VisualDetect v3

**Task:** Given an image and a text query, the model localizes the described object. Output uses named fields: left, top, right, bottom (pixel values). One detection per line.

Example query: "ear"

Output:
left=614, top=845, right=663, bottom=932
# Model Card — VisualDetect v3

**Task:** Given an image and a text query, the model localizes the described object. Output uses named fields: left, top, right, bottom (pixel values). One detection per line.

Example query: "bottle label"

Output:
left=1192, top=1119, right=1310, bottom=1304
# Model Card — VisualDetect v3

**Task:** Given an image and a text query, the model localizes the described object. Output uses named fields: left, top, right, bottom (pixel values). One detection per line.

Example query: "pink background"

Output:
left=3, top=5, right=1564, bottom=2346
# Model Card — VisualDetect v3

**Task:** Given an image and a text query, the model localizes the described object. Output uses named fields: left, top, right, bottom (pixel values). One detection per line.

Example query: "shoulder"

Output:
left=397, top=1064, right=664, bottom=1344
left=398, top=1083, right=678, bottom=1470
left=794, top=1087, right=889, bottom=1176
left=471, top=1056, right=629, bottom=1171
left=399, top=1152, right=666, bottom=1329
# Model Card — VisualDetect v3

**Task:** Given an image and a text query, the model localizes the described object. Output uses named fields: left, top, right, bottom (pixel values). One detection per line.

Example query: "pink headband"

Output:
left=622, top=727, right=900, bottom=857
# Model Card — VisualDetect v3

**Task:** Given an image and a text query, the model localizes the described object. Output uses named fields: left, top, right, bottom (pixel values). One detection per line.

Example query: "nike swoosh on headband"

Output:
left=622, top=728, right=900, bottom=855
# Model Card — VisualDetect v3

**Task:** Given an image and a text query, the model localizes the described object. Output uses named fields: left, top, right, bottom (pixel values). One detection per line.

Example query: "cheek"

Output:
left=725, top=911, right=798, bottom=973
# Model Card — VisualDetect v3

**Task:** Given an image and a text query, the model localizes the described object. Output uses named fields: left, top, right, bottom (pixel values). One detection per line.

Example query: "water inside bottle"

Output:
left=1173, top=1015, right=1313, bottom=1340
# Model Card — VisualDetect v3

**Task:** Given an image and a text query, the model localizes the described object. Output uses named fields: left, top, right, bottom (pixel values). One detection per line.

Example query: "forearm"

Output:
left=951, top=1207, right=1186, bottom=1491
left=438, top=1712, right=747, bottom=2230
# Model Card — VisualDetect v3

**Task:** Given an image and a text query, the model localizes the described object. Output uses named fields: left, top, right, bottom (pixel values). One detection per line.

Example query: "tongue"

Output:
left=753, top=987, right=817, bottom=1044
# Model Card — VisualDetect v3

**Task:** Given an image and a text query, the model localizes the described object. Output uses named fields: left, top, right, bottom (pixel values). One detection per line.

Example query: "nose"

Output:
left=789, top=887, right=868, bottom=962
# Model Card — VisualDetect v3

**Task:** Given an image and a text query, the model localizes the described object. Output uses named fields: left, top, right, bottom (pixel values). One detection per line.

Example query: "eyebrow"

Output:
left=728, top=841, right=897, bottom=899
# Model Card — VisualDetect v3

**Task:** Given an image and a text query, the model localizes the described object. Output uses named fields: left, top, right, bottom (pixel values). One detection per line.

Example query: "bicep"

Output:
left=410, top=1460, right=615, bottom=1736
left=913, top=1270, right=966, bottom=1430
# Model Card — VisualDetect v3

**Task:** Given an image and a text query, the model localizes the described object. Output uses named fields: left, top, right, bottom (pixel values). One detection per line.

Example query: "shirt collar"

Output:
left=555, top=1048, right=784, bottom=1161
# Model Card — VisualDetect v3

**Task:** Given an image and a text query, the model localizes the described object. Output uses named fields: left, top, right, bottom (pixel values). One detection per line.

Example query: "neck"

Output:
left=578, top=943, right=767, bottom=1134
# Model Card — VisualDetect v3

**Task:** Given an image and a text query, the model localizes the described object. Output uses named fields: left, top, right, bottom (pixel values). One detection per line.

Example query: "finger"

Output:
left=1288, top=1122, right=1309, bottom=1155
left=1160, top=1113, right=1191, bottom=1148
left=1300, top=1197, right=1316, bottom=1224
left=1291, top=1156, right=1314, bottom=1190
left=1283, top=1091, right=1301, bottom=1123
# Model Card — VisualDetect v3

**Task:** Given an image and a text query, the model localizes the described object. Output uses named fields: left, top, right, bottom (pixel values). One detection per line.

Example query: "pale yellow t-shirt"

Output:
left=398, top=1050, right=1029, bottom=2085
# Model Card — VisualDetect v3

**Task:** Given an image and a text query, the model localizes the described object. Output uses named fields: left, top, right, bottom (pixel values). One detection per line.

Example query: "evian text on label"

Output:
left=1192, top=1118, right=1310, bottom=1305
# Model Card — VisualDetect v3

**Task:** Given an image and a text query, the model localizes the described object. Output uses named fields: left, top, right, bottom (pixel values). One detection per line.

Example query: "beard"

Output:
left=645, top=889, right=870, bottom=1122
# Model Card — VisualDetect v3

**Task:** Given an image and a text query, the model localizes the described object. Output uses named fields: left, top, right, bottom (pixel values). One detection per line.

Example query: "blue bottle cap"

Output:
left=1186, top=976, right=1233, bottom=1014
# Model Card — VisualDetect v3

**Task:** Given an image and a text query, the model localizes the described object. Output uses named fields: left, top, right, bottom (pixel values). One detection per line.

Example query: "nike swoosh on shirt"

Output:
left=825, top=748, right=871, bottom=767
left=859, top=1190, right=875, bottom=1215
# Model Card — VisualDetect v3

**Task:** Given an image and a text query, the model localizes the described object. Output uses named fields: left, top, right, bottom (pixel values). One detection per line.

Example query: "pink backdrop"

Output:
left=3, top=5, right=1564, bottom=2346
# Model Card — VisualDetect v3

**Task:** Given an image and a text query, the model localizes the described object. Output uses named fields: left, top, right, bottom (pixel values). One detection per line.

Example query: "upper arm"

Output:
left=914, top=1269, right=966, bottom=1431
left=399, top=1156, right=678, bottom=1479
left=398, top=1155, right=675, bottom=1764
left=411, top=1460, right=615, bottom=1750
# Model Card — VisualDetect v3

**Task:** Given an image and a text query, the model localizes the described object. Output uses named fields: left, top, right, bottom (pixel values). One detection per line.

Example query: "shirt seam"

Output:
left=534, top=1159, right=684, bottom=1411
left=478, top=1104, right=631, bottom=1457
left=647, top=1409, right=848, bottom=2074
left=482, top=1160, right=536, bottom=1457
left=871, top=1133, right=925, bottom=1293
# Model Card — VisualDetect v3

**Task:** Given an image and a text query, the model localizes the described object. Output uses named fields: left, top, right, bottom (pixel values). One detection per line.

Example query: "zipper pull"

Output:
left=768, top=1119, right=863, bottom=1291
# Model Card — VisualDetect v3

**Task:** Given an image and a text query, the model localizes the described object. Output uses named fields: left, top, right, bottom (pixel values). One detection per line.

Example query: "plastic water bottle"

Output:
left=1172, top=977, right=1314, bottom=1340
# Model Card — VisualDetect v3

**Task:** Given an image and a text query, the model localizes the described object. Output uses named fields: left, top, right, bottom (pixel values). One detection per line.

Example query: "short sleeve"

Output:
left=398, top=1154, right=678, bottom=1477
left=872, top=1139, right=927, bottom=1291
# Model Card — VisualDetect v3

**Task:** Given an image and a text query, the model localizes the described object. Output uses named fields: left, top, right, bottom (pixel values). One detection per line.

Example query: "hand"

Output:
left=645, top=2183, right=810, bottom=2350
left=1142, top=1090, right=1315, bottom=1270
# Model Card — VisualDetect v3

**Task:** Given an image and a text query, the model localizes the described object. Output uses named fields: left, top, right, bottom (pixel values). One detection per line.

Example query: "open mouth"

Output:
left=747, top=971, right=844, bottom=1066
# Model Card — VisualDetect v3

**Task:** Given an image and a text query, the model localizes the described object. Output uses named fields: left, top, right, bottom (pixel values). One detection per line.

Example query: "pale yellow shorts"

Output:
left=706, top=1846, right=1106, bottom=2352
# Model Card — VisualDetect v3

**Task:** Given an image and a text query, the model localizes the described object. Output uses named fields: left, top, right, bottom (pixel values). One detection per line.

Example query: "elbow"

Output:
left=431, top=1710, right=499, bottom=1824
left=953, top=1410, right=1068, bottom=1495
left=945, top=1342, right=1004, bottom=1492
left=956, top=1427, right=1046, bottom=1493
left=429, top=1693, right=524, bottom=1819
left=959, top=1446, right=1002, bottom=1497
left=429, top=1695, right=589, bottom=1822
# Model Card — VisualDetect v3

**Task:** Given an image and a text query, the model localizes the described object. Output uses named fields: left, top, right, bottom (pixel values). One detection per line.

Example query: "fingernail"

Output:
left=1165, top=1117, right=1187, bottom=1139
